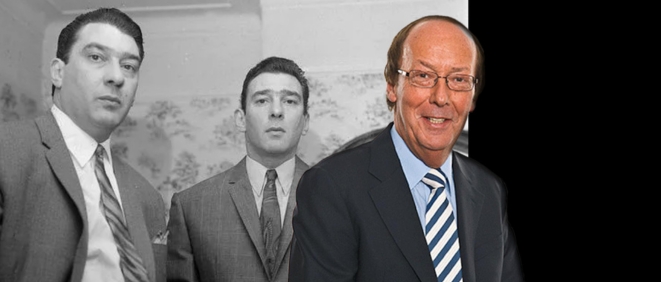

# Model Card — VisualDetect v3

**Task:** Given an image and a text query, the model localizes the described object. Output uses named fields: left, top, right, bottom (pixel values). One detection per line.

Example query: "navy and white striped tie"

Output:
left=423, top=168, right=463, bottom=282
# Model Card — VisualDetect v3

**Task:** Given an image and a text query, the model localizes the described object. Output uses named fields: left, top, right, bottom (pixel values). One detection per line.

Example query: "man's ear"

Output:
left=302, top=113, right=310, bottom=136
left=50, top=58, right=65, bottom=89
left=386, top=83, right=397, bottom=104
left=234, top=108, right=246, bottom=132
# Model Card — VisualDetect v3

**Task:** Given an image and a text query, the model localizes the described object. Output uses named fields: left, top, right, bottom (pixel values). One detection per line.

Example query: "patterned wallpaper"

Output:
left=0, top=82, right=40, bottom=122
left=110, top=71, right=395, bottom=207
left=2, top=72, right=467, bottom=209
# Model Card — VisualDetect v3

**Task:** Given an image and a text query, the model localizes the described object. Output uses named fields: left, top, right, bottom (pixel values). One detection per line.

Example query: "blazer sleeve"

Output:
left=167, top=193, right=199, bottom=282
left=289, top=166, right=358, bottom=282
left=499, top=182, right=525, bottom=281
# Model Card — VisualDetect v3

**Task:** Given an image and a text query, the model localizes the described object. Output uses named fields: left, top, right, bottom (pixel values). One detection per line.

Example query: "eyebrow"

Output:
left=83, top=42, right=141, bottom=62
left=418, top=60, right=471, bottom=73
left=252, top=89, right=302, bottom=98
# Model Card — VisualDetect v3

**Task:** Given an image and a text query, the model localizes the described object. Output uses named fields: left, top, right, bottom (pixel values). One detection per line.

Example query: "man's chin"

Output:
left=93, top=114, right=125, bottom=130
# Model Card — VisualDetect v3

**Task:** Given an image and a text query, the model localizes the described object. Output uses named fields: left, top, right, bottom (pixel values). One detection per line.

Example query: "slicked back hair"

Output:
left=51, top=7, right=143, bottom=95
left=240, top=56, right=310, bottom=114
left=384, top=15, right=485, bottom=110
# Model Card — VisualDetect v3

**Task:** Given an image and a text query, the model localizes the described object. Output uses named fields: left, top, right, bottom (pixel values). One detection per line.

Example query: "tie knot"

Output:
left=422, top=168, right=447, bottom=191
left=266, top=169, right=277, bottom=181
left=95, top=144, right=106, bottom=159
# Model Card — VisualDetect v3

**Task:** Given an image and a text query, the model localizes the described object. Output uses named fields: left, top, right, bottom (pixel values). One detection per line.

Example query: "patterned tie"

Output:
left=260, top=169, right=281, bottom=277
left=422, top=168, right=463, bottom=282
left=94, top=145, right=150, bottom=282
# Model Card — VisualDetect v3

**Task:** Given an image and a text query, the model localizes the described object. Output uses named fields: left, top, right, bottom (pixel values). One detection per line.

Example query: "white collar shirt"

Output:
left=51, top=105, right=125, bottom=282
left=246, top=156, right=295, bottom=226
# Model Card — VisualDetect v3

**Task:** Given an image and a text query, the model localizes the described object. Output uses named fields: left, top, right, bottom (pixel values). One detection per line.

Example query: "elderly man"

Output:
left=0, top=8, right=167, bottom=282
left=167, top=56, right=310, bottom=282
left=290, top=15, right=524, bottom=282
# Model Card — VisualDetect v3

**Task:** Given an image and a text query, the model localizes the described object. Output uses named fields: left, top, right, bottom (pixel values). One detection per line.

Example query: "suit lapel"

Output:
left=227, top=158, right=269, bottom=269
left=37, top=114, right=88, bottom=222
left=35, top=113, right=88, bottom=282
left=452, top=152, right=485, bottom=282
left=272, top=156, right=309, bottom=276
left=367, top=125, right=438, bottom=282
left=114, top=158, right=156, bottom=282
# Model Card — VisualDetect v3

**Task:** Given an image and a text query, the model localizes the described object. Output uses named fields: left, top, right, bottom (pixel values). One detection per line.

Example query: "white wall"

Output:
left=0, top=1, right=58, bottom=120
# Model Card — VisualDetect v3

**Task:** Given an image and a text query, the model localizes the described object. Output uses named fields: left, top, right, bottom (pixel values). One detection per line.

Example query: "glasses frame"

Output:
left=397, top=69, right=478, bottom=91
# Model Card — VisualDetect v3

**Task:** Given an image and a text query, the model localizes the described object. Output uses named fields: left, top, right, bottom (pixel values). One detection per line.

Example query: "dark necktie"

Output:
left=94, top=145, right=150, bottom=282
left=422, top=168, right=463, bottom=282
left=260, top=169, right=281, bottom=277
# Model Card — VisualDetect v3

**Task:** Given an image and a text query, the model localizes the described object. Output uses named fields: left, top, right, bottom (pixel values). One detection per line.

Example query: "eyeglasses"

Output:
left=397, top=69, right=477, bottom=91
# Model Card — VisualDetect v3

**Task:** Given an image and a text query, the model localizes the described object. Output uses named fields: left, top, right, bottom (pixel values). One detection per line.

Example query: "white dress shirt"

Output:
left=51, top=105, right=125, bottom=282
left=246, top=156, right=295, bottom=226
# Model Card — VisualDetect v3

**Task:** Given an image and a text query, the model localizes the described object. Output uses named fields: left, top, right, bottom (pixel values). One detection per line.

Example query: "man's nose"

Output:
left=270, top=101, right=283, bottom=118
left=430, top=77, right=450, bottom=106
left=104, top=60, right=125, bottom=87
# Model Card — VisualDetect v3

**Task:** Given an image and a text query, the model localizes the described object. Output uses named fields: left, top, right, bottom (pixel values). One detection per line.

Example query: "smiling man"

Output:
left=167, top=57, right=310, bottom=282
left=290, top=16, right=524, bottom=282
left=0, top=8, right=167, bottom=282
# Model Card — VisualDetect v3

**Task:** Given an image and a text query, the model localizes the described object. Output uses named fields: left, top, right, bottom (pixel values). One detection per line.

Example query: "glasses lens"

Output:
left=447, top=74, right=475, bottom=91
left=409, top=71, right=437, bottom=87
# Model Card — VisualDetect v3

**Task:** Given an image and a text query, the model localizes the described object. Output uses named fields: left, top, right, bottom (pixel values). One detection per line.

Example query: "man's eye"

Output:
left=122, top=64, right=137, bottom=72
left=89, top=54, right=103, bottom=61
left=285, top=99, right=299, bottom=105
left=416, top=72, right=429, bottom=79
left=255, top=99, right=267, bottom=104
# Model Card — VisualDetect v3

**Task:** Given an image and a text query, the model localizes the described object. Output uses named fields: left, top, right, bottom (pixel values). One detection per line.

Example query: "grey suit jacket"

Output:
left=0, top=113, right=167, bottom=282
left=167, top=156, right=309, bottom=282
left=289, top=123, right=524, bottom=282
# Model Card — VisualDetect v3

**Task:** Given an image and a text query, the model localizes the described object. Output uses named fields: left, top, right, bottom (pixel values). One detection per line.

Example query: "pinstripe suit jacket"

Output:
left=0, top=113, right=167, bottom=282
left=167, top=157, right=309, bottom=282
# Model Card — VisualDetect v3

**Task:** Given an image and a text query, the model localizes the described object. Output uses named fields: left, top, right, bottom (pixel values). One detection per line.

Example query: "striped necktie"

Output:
left=261, top=169, right=281, bottom=277
left=422, top=168, right=463, bottom=282
left=94, top=145, right=150, bottom=282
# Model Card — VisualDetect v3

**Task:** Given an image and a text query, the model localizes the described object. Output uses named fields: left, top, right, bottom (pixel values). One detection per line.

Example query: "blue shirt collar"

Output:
left=390, top=126, right=454, bottom=191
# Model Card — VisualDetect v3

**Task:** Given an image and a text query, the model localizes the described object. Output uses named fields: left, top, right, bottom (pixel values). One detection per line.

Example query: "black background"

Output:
left=469, top=2, right=550, bottom=280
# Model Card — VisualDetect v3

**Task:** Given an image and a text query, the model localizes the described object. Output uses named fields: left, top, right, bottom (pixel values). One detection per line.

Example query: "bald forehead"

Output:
left=407, top=19, right=475, bottom=49
left=402, top=19, right=477, bottom=72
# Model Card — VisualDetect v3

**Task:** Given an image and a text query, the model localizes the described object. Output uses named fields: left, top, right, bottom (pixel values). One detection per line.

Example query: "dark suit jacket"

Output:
left=290, top=124, right=523, bottom=282
left=0, top=113, right=167, bottom=282
left=167, top=156, right=309, bottom=282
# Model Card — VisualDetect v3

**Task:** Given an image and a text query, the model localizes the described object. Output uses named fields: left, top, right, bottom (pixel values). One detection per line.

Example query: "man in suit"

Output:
left=0, top=7, right=167, bottom=282
left=167, top=56, right=310, bottom=282
left=289, top=15, right=524, bottom=282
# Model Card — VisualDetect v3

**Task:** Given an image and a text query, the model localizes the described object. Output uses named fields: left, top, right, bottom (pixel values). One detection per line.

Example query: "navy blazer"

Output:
left=290, top=123, right=523, bottom=282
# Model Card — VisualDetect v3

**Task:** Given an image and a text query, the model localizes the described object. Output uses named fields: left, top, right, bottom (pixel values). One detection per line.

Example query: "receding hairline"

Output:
left=401, top=19, right=478, bottom=70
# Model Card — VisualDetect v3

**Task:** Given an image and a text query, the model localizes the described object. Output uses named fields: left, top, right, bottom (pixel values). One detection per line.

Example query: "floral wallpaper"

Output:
left=2, top=73, right=467, bottom=211
left=0, top=82, right=40, bottom=122
left=110, top=71, right=395, bottom=208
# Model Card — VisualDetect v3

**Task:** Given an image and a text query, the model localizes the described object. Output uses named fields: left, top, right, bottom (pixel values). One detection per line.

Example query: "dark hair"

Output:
left=52, top=7, right=144, bottom=95
left=240, top=56, right=309, bottom=114
left=384, top=15, right=485, bottom=110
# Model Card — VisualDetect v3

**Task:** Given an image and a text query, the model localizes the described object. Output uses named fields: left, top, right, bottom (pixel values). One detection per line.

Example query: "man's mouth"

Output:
left=99, top=96, right=121, bottom=105
left=266, top=127, right=285, bottom=132
left=427, top=117, right=446, bottom=123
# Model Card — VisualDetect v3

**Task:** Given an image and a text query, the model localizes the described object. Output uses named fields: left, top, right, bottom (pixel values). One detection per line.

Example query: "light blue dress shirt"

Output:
left=390, top=127, right=458, bottom=232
